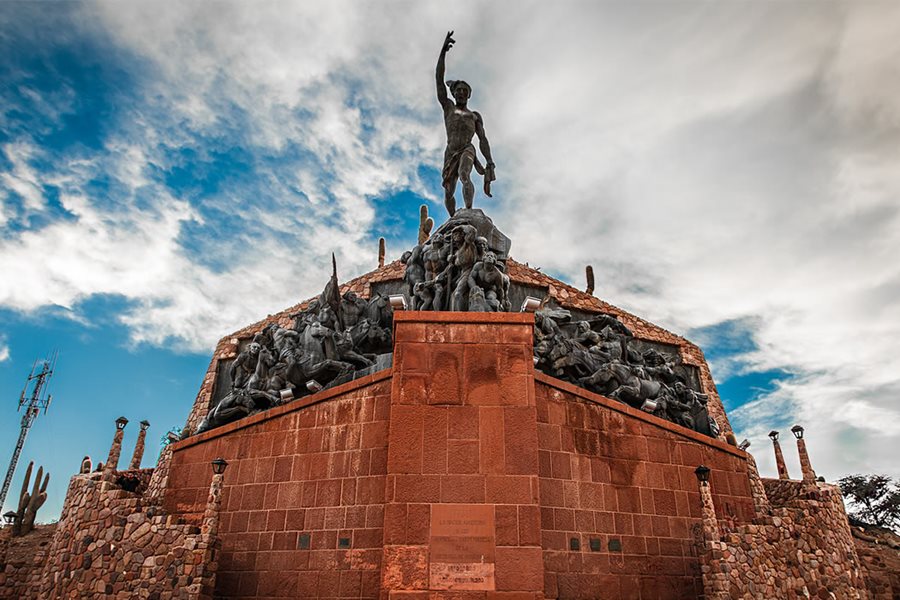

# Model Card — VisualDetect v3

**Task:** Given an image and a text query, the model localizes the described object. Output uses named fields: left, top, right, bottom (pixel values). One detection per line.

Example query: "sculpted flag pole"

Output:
left=436, top=30, right=496, bottom=217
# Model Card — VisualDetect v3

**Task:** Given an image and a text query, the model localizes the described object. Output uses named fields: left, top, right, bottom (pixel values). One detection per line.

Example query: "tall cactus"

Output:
left=12, top=461, right=49, bottom=536
left=418, top=204, right=434, bottom=245
left=378, top=237, right=386, bottom=268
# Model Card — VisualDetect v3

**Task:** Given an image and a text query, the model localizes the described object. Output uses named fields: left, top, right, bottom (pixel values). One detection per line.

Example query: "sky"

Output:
left=1, top=1, right=898, bottom=520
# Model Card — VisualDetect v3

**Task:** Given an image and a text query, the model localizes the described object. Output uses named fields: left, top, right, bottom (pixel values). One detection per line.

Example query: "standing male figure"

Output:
left=436, top=31, right=496, bottom=217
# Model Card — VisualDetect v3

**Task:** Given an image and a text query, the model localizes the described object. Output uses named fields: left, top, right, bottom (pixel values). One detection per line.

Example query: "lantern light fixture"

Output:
left=211, top=458, right=228, bottom=475
left=694, top=465, right=711, bottom=483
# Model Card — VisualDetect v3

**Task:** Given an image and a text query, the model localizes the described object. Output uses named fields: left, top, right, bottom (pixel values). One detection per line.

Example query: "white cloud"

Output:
left=1, top=2, right=898, bottom=483
left=0, top=335, right=9, bottom=362
left=1, top=142, right=46, bottom=222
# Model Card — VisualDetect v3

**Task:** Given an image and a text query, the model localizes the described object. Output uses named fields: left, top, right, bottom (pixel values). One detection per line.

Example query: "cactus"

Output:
left=378, top=237, right=386, bottom=268
left=13, top=461, right=49, bottom=536
left=585, top=264, right=595, bottom=295
left=418, top=204, right=434, bottom=245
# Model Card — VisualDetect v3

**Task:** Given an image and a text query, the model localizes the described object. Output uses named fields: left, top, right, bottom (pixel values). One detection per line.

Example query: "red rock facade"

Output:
left=158, top=312, right=761, bottom=599
left=1, top=267, right=886, bottom=599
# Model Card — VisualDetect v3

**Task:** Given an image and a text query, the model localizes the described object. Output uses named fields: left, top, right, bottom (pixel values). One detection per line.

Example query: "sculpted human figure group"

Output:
left=403, top=217, right=510, bottom=313
left=534, top=306, right=718, bottom=437
left=197, top=278, right=394, bottom=434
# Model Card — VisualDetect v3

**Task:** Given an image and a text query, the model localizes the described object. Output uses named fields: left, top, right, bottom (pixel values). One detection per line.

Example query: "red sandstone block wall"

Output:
left=383, top=313, right=544, bottom=599
left=165, top=374, right=393, bottom=600
left=534, top=375, right=755, bottom=600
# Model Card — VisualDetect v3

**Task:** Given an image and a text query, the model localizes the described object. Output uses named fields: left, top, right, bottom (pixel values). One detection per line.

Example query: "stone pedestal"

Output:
left=382, top=312, right=543, bottom=598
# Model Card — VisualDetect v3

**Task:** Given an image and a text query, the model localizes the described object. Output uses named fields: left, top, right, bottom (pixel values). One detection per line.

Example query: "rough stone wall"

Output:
left=164, top=373, right=392, bottom=599
left=0, top=524, right=55, bottom=600
left=37, top=471, right=218, bottom=600
left=851, top=525, right=900, bottom=599
left=146, top=444, right=175, bottom=507
left=534, top=374, right=754, bottom=599
left=699, top=477, right=869, bottom=599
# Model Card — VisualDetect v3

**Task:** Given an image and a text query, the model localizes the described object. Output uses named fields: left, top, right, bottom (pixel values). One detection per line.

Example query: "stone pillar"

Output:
left=792, top=425, right=817, bottom=483
left=694, top=466, right=731, bottom=600
left=745, top=453, right=771, bottom=516
left=695, top=466, right=719, bottom=544
left=104, top=417, right=128, bottom=475
left=202, top=460, right=227, bottom=537
left=129, top=420, right=150, bottom=470
left=768, top=430, right=790, bottom=479
left=383, top=312, right=543, bottom=597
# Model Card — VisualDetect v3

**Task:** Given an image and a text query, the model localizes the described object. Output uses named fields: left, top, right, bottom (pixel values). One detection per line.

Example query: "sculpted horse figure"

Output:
left=285, top=320, right=355, bottom=391
left=580, top=361, right=664, bottom=408
left=547, top=336, right=599, bottom=380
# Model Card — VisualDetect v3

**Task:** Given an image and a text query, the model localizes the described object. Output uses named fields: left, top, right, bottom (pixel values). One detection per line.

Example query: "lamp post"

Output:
left=105, top=416, right=129, bottom=475
left=768, top=430, right=790, bottom=479
left=791, top=424, right=817, bottom=482
left=203, top=458, right=229, bottom=536
left=694, top=465, right=719, bottom=544
left=129, top=420, right=150, bottom=470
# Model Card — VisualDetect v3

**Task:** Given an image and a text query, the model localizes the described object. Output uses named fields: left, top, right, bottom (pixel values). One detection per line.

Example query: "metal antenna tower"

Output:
left=0, top=350, right=57, bottom=510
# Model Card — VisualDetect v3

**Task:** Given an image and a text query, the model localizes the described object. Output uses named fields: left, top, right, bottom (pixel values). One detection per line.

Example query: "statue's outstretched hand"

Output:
left=442, top=31, right=455, bottom=54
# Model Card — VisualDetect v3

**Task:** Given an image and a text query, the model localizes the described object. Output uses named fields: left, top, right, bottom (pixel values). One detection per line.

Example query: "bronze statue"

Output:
left=436, top=31, right=495, bottom=216
left=401, top=246, right=426, bottom=310
left=467, top=252, right=510, bottom=312
left=447, top=224, right=479, bottom=311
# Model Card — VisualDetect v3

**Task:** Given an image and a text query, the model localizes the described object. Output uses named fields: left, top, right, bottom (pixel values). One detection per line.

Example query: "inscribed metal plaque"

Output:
left=429, top=504, right=495, bottom=590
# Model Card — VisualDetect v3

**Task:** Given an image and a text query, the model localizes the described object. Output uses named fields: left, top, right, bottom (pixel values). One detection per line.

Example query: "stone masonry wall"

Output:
left=383, top=312, right=544, bottom=598
left=37, top=471, right=218, bottom=600
left=0, top=524, right=55, bottom=600
left=164, top=372, right=392, bottom=599
left=851, top=526, right=900, bottom=599
left=534, top=374, right=754, bottom=599
left=699, top=477, right=869, bottom=599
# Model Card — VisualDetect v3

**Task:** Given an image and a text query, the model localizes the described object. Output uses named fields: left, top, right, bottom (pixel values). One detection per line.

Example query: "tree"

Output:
left=838, top=474, right=900, bottom=531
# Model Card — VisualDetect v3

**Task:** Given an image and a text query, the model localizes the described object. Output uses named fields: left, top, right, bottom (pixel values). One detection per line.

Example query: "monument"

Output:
left=1, top=32, right=893, bottom=600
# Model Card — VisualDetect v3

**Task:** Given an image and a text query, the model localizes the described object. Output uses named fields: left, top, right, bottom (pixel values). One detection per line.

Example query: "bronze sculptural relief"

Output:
left=533, top=306, right=717, bottom=437
left=196, top=264, right=394, bottom=434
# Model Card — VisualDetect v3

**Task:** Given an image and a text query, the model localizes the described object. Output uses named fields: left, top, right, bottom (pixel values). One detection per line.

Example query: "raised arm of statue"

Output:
left=436, top=31, right=454, bottom=109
